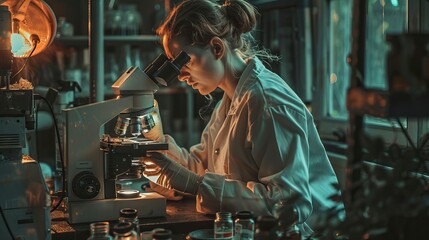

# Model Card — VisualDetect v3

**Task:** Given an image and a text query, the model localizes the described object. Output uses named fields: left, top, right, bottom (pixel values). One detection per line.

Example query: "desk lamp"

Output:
left=2, top=0, right=56, bottom=57
left=1, top=0, right=56, bottom=88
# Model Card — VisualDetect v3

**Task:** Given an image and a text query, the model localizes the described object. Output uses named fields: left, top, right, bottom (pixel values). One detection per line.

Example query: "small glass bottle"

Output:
left=234, top=211, right=255, bottom=240
left=119, top=208, right=140, bottom=239
left=112, top=222, right=138, bottom=240
left=214, top=212, right=233, bottom=239
left=87, top=222, right=114, bottom=240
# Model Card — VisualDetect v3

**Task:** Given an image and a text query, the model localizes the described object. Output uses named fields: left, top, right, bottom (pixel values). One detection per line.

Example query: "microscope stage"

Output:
left=100, top=137, right=168, bottom=155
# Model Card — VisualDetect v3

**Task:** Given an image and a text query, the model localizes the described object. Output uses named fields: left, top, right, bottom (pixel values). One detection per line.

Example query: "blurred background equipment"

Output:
left=0, top=0, right=56, bottom=239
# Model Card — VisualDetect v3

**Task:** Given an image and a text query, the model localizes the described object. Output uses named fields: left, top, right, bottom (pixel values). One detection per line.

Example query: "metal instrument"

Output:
left=64, top=52, right=190, bottom=224
left=0, top=1, right=56, bottom=239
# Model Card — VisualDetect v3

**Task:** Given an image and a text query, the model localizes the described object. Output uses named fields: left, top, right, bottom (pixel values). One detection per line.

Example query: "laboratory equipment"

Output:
left=64, top=51, right=190, bottom=224
left=0, top=0, right=56, bottom=239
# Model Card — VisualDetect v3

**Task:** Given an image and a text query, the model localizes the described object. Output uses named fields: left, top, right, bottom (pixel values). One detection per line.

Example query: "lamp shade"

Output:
left=1, top=0, right=56, bottom=57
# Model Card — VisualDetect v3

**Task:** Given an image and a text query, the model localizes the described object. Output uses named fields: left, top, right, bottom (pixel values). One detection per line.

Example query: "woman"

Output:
left=143, top=0, right=343, bottom=235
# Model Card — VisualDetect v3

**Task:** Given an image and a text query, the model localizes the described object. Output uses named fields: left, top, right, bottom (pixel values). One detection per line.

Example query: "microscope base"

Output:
left=66, top=192, right=166, bottom=224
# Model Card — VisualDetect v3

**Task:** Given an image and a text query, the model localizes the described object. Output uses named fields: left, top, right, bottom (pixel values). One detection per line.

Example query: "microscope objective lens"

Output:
left=141, top=114, right=155, bottom=133
left=115, top=117, right=130, bottom=136
left=130, top=117, right=142, bottom=137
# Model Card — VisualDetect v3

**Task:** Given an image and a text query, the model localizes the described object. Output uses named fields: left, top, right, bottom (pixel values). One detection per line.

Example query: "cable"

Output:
left=34, top=94, right=66, bottom=212
left=0, top=205, right=16, bottom=240
left=35, top=102, right=40, bottom=161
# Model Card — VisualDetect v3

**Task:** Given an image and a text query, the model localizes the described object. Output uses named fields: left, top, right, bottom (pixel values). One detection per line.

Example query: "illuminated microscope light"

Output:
left=117, top=189, right=140, bottom=198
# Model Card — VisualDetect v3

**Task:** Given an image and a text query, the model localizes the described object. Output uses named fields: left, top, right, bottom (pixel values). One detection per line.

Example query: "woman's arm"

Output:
left=162, top=128, right=209, bottom=176
left=195, top=105, right=313, bottom=222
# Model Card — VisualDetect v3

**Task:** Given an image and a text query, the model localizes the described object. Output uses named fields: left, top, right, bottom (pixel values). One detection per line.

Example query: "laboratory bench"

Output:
left=51, top=196, right=214, bottom=240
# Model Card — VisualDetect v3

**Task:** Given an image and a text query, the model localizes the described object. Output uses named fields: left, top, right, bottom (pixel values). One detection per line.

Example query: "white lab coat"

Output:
left=161, top=57, right=343, bottom=235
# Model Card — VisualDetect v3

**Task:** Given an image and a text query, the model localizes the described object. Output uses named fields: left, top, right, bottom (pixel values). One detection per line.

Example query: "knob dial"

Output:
left=72, top=171, right=101, bottom=199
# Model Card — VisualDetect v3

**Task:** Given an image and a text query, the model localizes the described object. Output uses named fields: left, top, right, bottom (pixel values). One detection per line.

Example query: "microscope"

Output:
left=64, top=51, right=190, bottom=223
left=0, top=1, right=56, bottom=239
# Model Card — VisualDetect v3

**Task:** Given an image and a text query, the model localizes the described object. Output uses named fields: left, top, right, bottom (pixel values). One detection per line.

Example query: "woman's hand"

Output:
left=142, top=152, right=204, bottom=195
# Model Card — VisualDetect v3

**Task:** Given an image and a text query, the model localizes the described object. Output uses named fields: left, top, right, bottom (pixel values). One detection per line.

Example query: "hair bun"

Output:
left=222, top=0, right=257, bottom=34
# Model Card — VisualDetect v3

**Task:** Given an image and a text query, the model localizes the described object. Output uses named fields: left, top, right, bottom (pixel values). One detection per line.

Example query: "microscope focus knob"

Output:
left=72, top=171, right=101, bottom=199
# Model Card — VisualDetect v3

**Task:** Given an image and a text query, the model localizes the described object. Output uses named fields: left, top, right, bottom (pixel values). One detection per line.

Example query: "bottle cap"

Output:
left=120, top=208, right=138, bottom=218
left=215, top=212, right=232, bottom=219
left=152, top=229, right=172, bottom=239
left=113, top=222, right=134, bottom=234
left=235, top=211, right=254, bottom=219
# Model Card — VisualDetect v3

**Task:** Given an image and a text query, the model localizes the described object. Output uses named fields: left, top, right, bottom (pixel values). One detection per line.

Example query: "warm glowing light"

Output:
left=11, top=33, right=24, bottom=53
left=2, top=0, right=56, bottom=57
left=332, top=11, right=339, bottom=23
left=330, top=73, right=338, bottom=84
left=116, top=189, right=140, bottom=198
left=10, top=32, right=32, bottom=57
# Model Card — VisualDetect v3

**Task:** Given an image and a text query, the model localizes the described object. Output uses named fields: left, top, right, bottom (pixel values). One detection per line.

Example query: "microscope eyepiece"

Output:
left=144, top=53, right=169, bottom=78
left=172, top=51, right=191, bottom=69
left=154, top=51, right=190, bottom=85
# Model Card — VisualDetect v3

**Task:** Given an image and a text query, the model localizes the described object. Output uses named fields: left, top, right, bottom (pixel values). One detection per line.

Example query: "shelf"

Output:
left=54, top=35, right=160, bottom=46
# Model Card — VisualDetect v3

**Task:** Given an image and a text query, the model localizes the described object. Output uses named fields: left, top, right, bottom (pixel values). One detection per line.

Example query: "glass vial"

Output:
left=87, top=222, right=114, bottom=240
left=234, top=211, right=254, bottom=240
left=214, top=212, right=233, bottom=239
left=119, top=208, right=140, bottom=239
left=112, top=222, right=138, bottom=240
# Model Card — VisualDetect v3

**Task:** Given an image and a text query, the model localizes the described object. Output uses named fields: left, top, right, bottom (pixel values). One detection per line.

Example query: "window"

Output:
left=314, top=0, right=419, bottom=148
left=365, top=0, right=408, bottom=90
left=328, top=0, right=352, bottom=119
left=328, top=0, right=407, bottom=118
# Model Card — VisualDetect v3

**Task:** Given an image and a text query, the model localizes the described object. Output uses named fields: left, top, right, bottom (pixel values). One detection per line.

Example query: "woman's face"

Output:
left=163, top=36, right=225, bottom=95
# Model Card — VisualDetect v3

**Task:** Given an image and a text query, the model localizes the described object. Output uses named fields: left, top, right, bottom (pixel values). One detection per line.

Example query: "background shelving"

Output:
left=23, top=0, right=209, bottom=176
left=55, top=35, right=161, bottom=46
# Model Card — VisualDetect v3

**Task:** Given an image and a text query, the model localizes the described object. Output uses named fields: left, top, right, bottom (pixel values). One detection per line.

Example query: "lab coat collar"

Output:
left=226, top=57, right=265, bottom=114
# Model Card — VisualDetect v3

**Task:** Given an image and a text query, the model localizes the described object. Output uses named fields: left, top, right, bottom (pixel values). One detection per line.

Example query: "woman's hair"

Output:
left=156, top=0, right=278, bottom=61
left=157, top=0, right=278, bottom=121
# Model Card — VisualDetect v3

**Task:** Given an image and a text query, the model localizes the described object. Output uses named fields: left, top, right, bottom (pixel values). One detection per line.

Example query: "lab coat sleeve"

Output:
left=148, top=131, right=210, bottom=199
left=162, top=129, right=209, bottom=176
left=196, top=105, right=313, bottom=224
